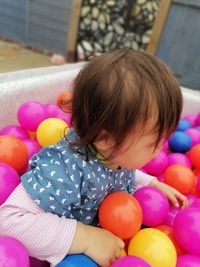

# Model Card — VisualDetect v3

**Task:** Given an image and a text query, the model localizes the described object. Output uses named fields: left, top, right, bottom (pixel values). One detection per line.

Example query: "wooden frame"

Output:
left=146, top=0, right=172, bottom=55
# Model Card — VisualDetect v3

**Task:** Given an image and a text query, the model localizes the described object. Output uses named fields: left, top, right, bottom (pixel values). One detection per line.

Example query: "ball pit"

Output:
left=56, top=254, right=98, bottom=267
left=169, top=131, right=192, bottom=153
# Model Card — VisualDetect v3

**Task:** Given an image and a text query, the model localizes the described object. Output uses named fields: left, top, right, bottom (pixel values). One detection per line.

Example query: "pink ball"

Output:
left=44, top=104, right=61, bottom=117
left=30, top=257, right=49, bottom=267
left=184, top=114, right=197, bottom=127
left=196, top=176, right=200, bottom=193
left=17, top=101, right=48, bottom=131
left=177, top=254, right=200, bottom=267
left=23, top=140, right=42, bottom=159
left=0, top=163, right=20, bottom=205
left=56, top=112, right=72, bottom=127
left=111, top=256, right=151, bottom=267
left=0, top=125, right=29, bottom=140
left=143, top=151, right=168, bottom=175
left=195, top=112, right=200, bottom=126
left=0, top=236, right=30, bottom=267
left=167, top=153, right=192, bottom=168
left=187, top=194, right=198, bottom=206
left=164, top=205, right=181, bottom=226
left=174, top=208, right=200, bottom=255
left=163, top=141, right=169, bottom=153
left=191, top=199, right=200, bottom=209
left=134, top=186, right=169, bottom=226
left=185, top=128, right=200, bottom=146
left=157, top=173, right=164, bottom=182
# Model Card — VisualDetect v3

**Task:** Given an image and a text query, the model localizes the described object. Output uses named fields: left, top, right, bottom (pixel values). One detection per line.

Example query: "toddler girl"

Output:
left=0, top=49, right=188, bottom=267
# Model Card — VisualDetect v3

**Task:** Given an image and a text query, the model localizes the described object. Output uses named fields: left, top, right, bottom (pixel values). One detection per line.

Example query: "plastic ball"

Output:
left=99, top=192, right=143, bottom=239
left=196, top=176, right=200, bottom=193
left=163, top=141, right=169, bottom=153
left=0, top=236, right=30, bottom=267
left=56, top=113, right=72, bottom=127
left=0, top=136, right=28, bottom=172
left=164, top=205, right=181, bottom=226
left=195, top=112, right=200, bottom=126
left=185, top=128, right=200, bottom=146
left=0, top=125, right=29, bottom=140
left=174, top=208, right=200, bottom=255
left=184, top=114, right=197, bottom=127
left=142, top=151, right=168, bottom=175
left=190, top=199, right=200, bottom=209
left=128, top=228, right=177, bottom=267
left=56, top=254, right=98, bottom=267
left=187, top=194, right=198, bottom=206
left=111, top=256, right=151, bottom=267
left=154, top=224, right=184, bottom=256
left=30, top=257, right=49, bottom=267
left=167, top=153, right=192, bottom=168
left=17, top=101, right=48, bottom=131
left=176, top=254, right=200, bottom=267
left=0, top=162, right=20, bottom=204
left=57, top=91, right=73, bottom=113
left=164, top=164, right=196, bottom=194
left=134, top=186, right=169, bottom=226
left=188, top=144, right=200, bottom=169
left=121, top=249, right=127, bottom=257
left=169, top=132, right=192, bottom=153
left=177, top=119, right=192, bottom=131
left=36, top=118, right=69, bottom=147
left=23, top=140, right=42, bottom=159
left=44, top=104, right=61, bottom=117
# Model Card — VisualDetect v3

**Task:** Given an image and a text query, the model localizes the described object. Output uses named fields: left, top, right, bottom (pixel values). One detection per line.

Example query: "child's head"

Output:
left=71, top=49, right=182, bottom=169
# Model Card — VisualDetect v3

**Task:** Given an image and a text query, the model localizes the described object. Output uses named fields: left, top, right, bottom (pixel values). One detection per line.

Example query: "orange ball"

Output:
left=154, top=224, right=184, bottom=256
left=57, top=91, right=73, bottom=113
left=188, top=144, right=200, bottom=169
left=0, top=136, right=28, bottom=173
left=99, top=192, right=143, bottom=239
left=164, top=164, right=196, bottom=194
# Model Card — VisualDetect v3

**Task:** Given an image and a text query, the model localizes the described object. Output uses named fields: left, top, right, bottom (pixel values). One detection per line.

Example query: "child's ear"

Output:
left=94, top=131, right=114, bottom=151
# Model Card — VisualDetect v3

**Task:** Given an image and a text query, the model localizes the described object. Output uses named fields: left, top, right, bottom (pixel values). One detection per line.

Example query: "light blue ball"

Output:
left=56, top=254, right=98, bottom=267
left=169, top=131, right=192, bottom=153
left=177, top=119, right=192, bottom=131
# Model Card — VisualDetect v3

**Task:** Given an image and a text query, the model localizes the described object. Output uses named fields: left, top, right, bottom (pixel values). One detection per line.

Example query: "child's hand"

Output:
left=69, top=222, right=124, bottom=267
left=150, top=179, right=189, bottom=209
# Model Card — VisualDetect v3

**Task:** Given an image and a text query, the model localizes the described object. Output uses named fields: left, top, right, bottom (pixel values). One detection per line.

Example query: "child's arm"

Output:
left=0, top=183, right=124, bottom=267
left=135, top=169, right=156, bottom=189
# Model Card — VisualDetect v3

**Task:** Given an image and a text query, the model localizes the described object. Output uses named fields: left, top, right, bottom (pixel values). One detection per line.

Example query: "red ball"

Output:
left=164, top=164, right=196, bottom=194
left=188, top=144, right=200, bottom=170
left=99, top=192, right=143, bottom=239
left=0, top=136, right=28, bottom=173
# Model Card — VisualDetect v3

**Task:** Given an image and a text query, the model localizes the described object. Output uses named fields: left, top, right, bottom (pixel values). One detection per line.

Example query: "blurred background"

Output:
left=0, top=0, right=199, bottom=90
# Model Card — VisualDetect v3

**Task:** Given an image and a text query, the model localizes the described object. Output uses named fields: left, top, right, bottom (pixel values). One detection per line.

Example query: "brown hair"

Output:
left=68, top=49, right=182, bottom=154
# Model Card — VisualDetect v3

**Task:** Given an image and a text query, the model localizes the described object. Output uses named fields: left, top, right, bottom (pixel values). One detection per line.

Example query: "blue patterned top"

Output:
left=21, top=128, right=136, bottom=224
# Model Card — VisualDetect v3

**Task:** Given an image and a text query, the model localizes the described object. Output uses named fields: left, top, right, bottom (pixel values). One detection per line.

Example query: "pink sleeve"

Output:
left=0, top=183, right=77, bottom=267
left=135, top=170, right=156, bottom=190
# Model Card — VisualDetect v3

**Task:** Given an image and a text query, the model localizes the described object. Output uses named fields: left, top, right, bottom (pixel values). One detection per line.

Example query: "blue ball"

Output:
left=177, top=119, right=192, bottom=131
left=169, top=131, right=192, bottom=153
left=56, top=254, right=98, bottom=267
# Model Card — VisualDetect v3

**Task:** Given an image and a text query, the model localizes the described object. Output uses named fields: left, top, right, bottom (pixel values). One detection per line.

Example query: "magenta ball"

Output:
left=44, top=104, right=61, bottom=117
left=17, top=101, right=48, bottom=131
left=164, top=205, right=181, bottom=226
left=196, top=112, right=200, bottom=126
left=184, top=114, right=197, bottom=127
left=163, top=141, right=169, bottom=153
left=167, top=153, right=192, bottom=168
left=191, top=199, right=200, bottom=209
left=196, top=176, right=200, bottom=193
left=30, top=257, right=50, bottom=267
left=174, top=208, right=200, bottom=255
left=187, top=194, right=198, bottom=206
left=185, top=128, right=200, bottom=146
left=143, top=151, right=168, bottom=175
left=176, top=254, right=200, bottom=267
left=56, top=113, right=72, bottom=126
left=111, top=256, right=151, bottom=267
left=134, top=186, right=169, bottom=226
left=0, top=125, right=29, bottom=140
left=0, top=163, right=20, bottom=205
left=0, top=236, right=30, bottom=267
left=23, top=140, right=42, bottom=159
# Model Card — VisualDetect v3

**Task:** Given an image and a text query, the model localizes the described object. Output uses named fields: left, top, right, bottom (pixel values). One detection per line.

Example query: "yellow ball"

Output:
left=128, top=228, right=177, bottom=267
left=121, top=249, right=127, bottom=257
left=36, top=118, right=69, bottom=147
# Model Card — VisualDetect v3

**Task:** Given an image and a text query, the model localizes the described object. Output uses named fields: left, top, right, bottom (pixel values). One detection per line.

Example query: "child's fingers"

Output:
left=174, top=190, right=189, bottom=208
left=167, top=193, right=180, bottom=207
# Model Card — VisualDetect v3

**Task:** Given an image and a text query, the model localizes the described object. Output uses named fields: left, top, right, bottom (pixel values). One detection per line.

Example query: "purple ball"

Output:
left=185, top=128, right=200, bottom=146
left=184, top=114, right=197, bottom=127
left=134, top=186, right=169, bottom=226
left=0, top=163, right=20, bottom=205
left=0, top=236, right=30, bottom=267
left=164, top=205, right=181, bottom=226
left=174, top=208, right=200, bottom=255
left=44, top=104, right=61, bottom=117
left=111, top=256, right=151, bottom=267
left=17, top=101, right=48, bottom=131
left=23, top=140, right=42, bottom=159
left=176, top=254, right=200, bottom=267
left=143, top=151, right=168, bottom=175
left=167, top=153, right=192, bottom=168
left=0, top=125, right=29, bottom=140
